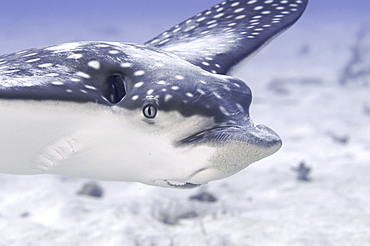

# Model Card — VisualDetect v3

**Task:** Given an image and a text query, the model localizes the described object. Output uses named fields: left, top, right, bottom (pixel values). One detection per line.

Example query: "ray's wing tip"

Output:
left=144, top=0, right=309, bottom=75
left=146, top=0, right=309, bottom=44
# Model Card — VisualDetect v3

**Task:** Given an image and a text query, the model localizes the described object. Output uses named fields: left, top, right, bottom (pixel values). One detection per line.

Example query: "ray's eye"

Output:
left=105, top=74, right=126, bottom=103
left=143, top=103, right=158, bottom=119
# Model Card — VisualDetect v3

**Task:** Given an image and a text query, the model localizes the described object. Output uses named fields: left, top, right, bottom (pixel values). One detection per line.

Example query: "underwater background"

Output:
left=0, top=1, right=369, bottom=245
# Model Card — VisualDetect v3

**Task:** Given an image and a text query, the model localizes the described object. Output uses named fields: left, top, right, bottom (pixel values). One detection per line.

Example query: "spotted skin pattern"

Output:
left=0, top=42, right=252, bottom=122
left=147, top=0, right=308, bottom=74
left=0, top=0, right=308, bottom=188
left=0, top=0, right=307, bottom=120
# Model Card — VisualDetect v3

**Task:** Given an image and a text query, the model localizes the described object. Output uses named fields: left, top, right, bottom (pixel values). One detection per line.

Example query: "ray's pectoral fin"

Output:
left=146, top=0, right=308, bottom=75
left=32, top=137, right=78, bottom=172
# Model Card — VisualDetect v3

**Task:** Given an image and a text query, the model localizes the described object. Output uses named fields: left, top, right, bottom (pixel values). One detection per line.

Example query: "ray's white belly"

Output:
left=0, top=99, right=216, bottom=183
left=0, top=100, right=79, bottom=175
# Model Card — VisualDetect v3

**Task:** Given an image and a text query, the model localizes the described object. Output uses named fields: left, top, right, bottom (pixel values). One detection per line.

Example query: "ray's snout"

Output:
left=180, top=119, right=281, bottom=150
left=245, top=123, right=282, bottom=149
left=181, top=123, right=282, bottom=186
left=217, top=122, right=282, bottom=154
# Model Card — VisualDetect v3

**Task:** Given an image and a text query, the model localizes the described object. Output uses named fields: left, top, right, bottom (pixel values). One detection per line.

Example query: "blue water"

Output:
left=0, top=0, right=369, bottom=54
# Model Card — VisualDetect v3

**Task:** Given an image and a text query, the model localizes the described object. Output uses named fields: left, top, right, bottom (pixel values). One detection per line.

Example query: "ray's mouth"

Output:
left=164, top=181, right=202, bottom=189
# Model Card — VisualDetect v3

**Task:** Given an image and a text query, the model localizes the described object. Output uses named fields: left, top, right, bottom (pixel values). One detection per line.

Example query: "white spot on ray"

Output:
left=262, top=10, right=271, bottom=14
left=157, top=80, right=166, bottom=85
left=26, top=58, right=41, bottom=63
left=216, top=7, right=224, bottom=12
left=159, top=39, right=170, bottom=45
left=164, top=94, right=173, bottom=102
left=16, top=50, right=28, bottom=55
left=23, top=52, right=38, bottom=57
left=186, top=92, right=194, bottom=98
left=75, top=71, right=91, bottom=79
left=175, top=75, right=184, bottom=80
left=234, top=7, right=245, bottom=13
left=197, top=88, right=206, bottom=95
left=214, top=13, right=224, bottom=18
left=67, top=54, right=83, bottom=59
left=121, top=62, right=132, bottom=68
left=149, top=39, right=159, bottom=44
left=134, top=70, right=145, bottom=76
left=108, top=50, right=120, bottom=55
left=208, top=23, right=218, bottom=28
left=132, top=95, right=139, bottom=101
left=38, top=63, right=54, bottom=68
left=207, top=20, right=217, bottom=25
left=213, top=92, right=222, bottom=99
left=88, top=61, right=101, bottom=70
left=46, top=42, right=83, bottom=53
left=84, top=85, right=97, bottom=90
left=45, top=73, right=59, bottom=77
left=219, top=106, right=230, bottom=116
left=134, top=82, right=144, bottom=88
left=171, top=86, right=180, bottom=90
left=3, top=69, right=20, bottom=74
left=236, top=103, right=245, bottom=112
left=95, top=44, right=110, bottom=48
left=236, top=15, right=247, bottom=20
left=51, top=81, right=64, bottom=85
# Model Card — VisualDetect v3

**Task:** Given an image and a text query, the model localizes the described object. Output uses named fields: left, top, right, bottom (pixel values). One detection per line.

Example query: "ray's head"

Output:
left=100, top=49, right=282, bottom=188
